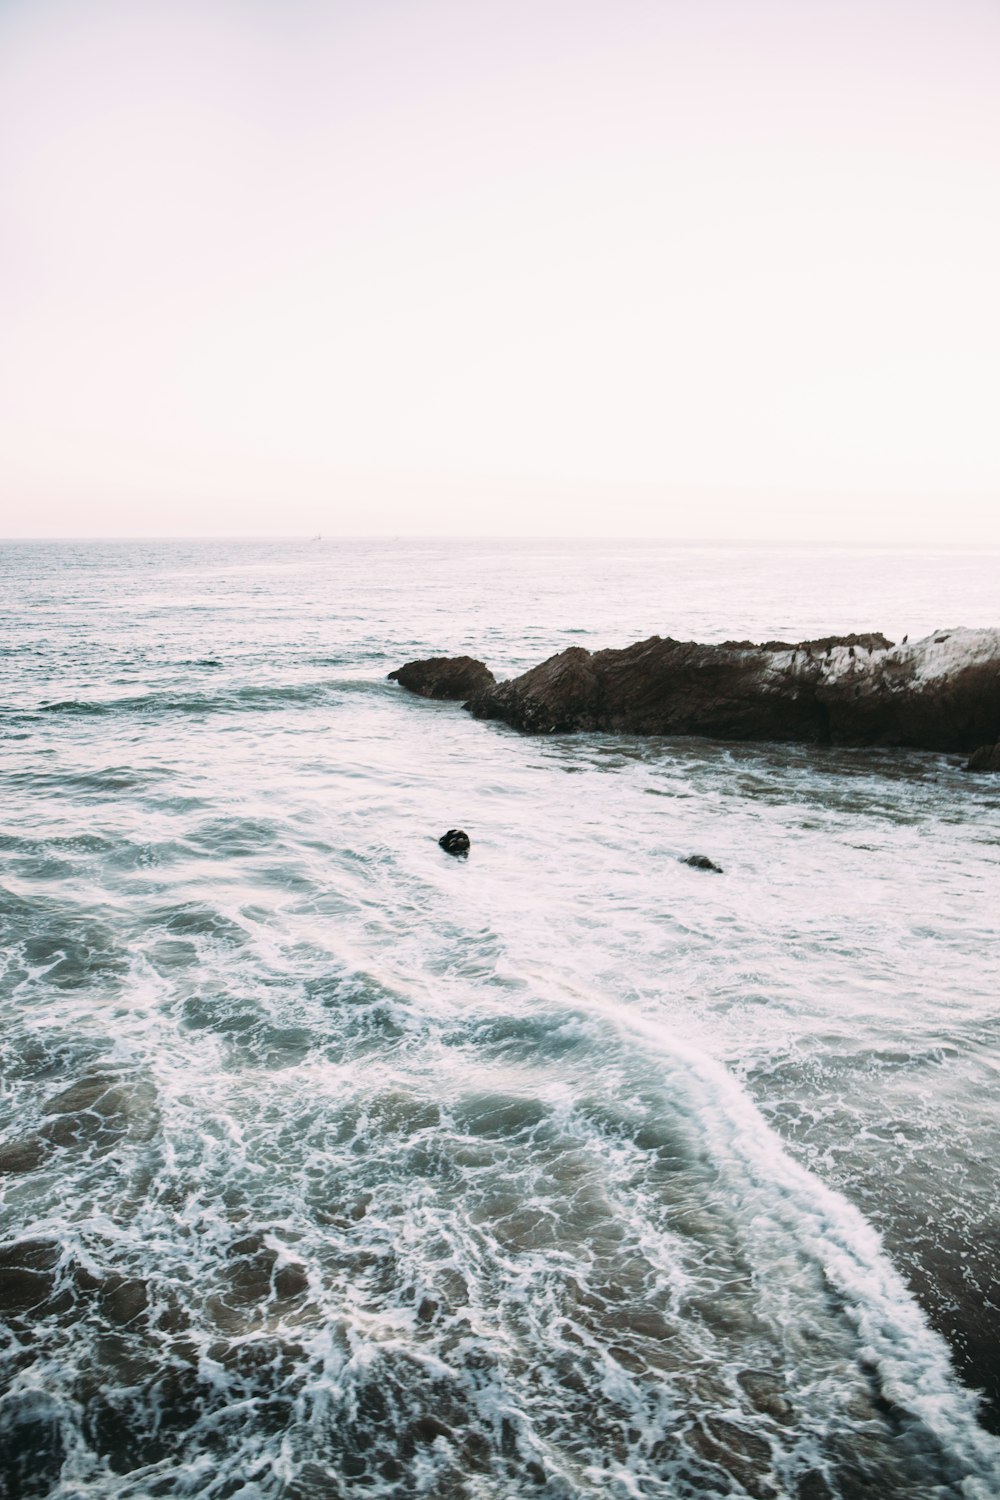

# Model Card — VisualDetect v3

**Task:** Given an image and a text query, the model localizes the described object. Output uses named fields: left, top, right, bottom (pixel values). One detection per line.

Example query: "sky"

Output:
left=1, top=0, right=998, bottom=542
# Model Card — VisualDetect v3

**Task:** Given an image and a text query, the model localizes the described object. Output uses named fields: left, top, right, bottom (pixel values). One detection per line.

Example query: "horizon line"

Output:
left=4, top=533, right=1000, bottom=552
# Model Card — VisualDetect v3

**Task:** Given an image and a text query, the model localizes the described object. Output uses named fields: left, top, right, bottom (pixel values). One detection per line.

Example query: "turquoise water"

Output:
left=1, top=538, right=999, bottom=1499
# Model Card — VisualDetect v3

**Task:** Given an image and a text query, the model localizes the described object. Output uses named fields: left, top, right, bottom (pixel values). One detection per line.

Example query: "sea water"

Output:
left=1, top=538, right=999, bottom=1499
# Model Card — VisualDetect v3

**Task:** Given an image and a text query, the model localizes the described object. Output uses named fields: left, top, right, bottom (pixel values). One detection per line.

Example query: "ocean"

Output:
left=1, top=537, right=999, bottom=1500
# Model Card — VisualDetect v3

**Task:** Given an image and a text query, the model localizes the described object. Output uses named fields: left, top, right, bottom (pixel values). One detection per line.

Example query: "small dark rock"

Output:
left=966, top=742, right=1000, bottom=772
left=389, top=656, right=495, bottom=700
left=681, top=854, right=723, bottom=873
left=410, top=1415, right=454, bottom=1445
left=439, top=829, right=470, bottom=856
left=795, top=1471, right=835, bottom=1500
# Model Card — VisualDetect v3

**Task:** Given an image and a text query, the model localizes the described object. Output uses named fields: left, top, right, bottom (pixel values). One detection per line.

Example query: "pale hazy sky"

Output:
left=1, top=0, right=998, bottom=541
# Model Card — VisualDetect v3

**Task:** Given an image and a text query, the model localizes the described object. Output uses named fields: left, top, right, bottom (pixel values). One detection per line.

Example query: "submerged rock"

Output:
left=438, top=829, right=470, bottom=856
left=0, top=1239, right=61, bottom=1316
left=461, top=628, right=1000, bottom=753
left=0, top=1390, right=67, bottom=1500
left=38, top=1073, right=159, bottom=1153
left=966, top=741, right=1000, bottom=772
left=681, top=854, right=724, bottom=873
left=0, top=1136, right=50, bottom=1174
left=389, top=656, right=495, bottom=700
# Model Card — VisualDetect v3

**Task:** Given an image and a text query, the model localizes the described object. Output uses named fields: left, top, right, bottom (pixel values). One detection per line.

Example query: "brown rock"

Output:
left=388, top=656, right=495, bottom=700
left=967, top=741, right=1000, bottom=772
left=0, top=1136, right=50, bottom=1174
left=38, top=1075, right=159, bottom=1152
left=463, top=629, right=1000, bottom=754
left=42, top=1074, right=118, bottom=1114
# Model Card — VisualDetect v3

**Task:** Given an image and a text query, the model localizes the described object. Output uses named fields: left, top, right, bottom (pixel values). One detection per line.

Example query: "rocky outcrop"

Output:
left=389, top=657, right=494, bottom=702
left=967, top=741, right=1000, bottom=772
left=388, top=655, right=495, bottom=700
left=450, top=628, right=1000, bottom=753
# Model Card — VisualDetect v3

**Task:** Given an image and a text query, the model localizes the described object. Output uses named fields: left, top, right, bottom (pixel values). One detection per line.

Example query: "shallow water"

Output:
left=1, top=538, right=999, bottom=1499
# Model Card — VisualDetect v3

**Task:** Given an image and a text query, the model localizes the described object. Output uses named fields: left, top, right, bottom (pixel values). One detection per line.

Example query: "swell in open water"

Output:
left=1, top=538, right=999, bottom=1499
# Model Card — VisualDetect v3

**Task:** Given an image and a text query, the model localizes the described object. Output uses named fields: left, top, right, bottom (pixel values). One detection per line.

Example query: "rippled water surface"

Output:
left=1, top=538, right=999, bottom=1499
